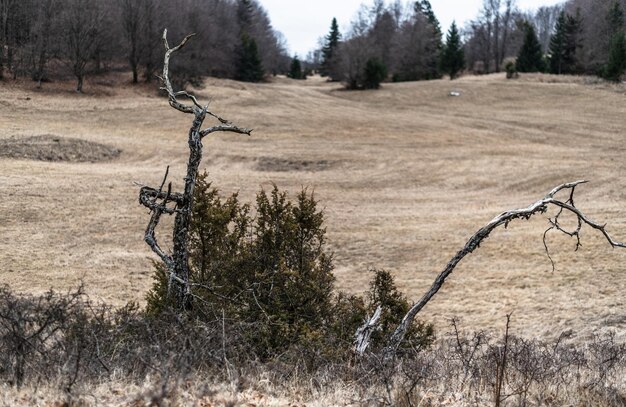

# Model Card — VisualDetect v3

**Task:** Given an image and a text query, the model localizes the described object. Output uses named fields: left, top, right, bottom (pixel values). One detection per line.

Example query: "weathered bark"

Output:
left=139, top=29, right=251, bottom=311
left=380, top=180, right=625, bottom=361
left=354, top=306, right=382, bottom=356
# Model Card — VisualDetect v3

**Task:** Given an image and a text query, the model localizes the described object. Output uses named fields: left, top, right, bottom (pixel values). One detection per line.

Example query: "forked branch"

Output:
left=138, top=29, right=251, bottom=310
left=381, top=180, right=625, bottom=361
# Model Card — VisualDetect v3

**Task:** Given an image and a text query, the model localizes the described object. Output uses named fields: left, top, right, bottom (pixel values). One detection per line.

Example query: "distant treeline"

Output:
left=1, top=0, right=624, bottom=91
left=0, top=0, right=289, bottom=91
left=314, top=0, right=626, bottom=87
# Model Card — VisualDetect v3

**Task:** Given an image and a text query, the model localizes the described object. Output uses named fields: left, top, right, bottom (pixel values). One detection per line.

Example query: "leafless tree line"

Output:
left=463, top=0, right=626, bottom=75
left=564, top=0, right=626, bottom=73
left=0, top=0, right=289, bottom=91
left=325, top=1, right=442, bottom=86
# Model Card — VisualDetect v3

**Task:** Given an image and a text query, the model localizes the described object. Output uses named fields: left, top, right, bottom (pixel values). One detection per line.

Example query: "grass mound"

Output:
left=0, top=134, right=121, bottom=163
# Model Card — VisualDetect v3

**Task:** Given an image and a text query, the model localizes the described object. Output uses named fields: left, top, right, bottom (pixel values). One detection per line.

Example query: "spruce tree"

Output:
left=605, top=33, right=626, bottom=81
left=363, top=58, right=387, bottom=89
left=236, top=33, right=264, bottom=82
left=441, top=22, right=465, bottom=80
left=604, top=2, right=626, bottom=81
left=321, top=18, right=341, bottom=79
left=414, top=0, right=443, bottom=79
left=607, top=1, right=624, bottom=37
left=549, top=11, right=581, bottom=75
left=549, top=12, right=567, bottom=74
left=564, top=10, right=583, bottom=74
left=517, top=22, right=545, bottom=72
left=415, top=0, right=442, bottom=41
left=288, top=55, right=305, bottom=79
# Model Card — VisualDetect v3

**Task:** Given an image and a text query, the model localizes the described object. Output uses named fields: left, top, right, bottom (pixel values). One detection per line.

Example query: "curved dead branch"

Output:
left=381, top=180, right=625, bottom=361
left=138, top=29, right=251, bottom=310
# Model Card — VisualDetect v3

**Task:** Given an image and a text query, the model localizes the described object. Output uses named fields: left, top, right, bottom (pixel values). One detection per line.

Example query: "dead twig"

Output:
left=382, top=180, right=625, bottom=361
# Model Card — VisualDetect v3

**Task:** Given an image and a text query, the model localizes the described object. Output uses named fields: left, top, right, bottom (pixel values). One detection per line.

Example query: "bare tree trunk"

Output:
left=76, top=74, right=83, bottom=92
left=380, top=180, right=626, bottom=361
left=498, top=0, right=513, bottom=71
left=139, top=29, right=251, bottom=311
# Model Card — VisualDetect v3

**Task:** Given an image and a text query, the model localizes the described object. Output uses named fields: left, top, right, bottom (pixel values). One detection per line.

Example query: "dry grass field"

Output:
left=1, top=72, right=625, bottom=346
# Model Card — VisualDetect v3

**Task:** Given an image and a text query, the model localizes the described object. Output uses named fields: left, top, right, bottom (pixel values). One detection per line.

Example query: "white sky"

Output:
left=259, top=0, right=565, bottom=57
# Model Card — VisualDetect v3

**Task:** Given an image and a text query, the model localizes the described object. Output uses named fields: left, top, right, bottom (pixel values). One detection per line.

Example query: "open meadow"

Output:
left=1, top=72, right=626, bottom=346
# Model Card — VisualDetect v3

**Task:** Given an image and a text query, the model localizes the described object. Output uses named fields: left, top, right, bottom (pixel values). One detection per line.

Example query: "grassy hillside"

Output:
left=1, top=72, right=625, bottom=346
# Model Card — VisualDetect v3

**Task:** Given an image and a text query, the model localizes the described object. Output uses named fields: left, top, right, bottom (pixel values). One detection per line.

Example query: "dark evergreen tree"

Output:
left=412, top=0, right=443, bottom=79
left=415, top=0, right=442, bottom=43
left=441, top=22, right=465, bottom=80
left=549, top=12, right=567, bottom=74
left=603, top=2, right=626, bottom=81
left=564, top=10, right=583, bottom=74
left=607, top=0, right=624, bottom=37
left=516, top=21, right=545, bottom=72
left=363, top=57, right=387, bottom=89
left=288, top=55, right=305, bottom=79
left=549, top=11, right=582, bottom=75
left=604, top=32, right=626, bottom=81
left=321, top=17, right=341, bottom=79
left=236, top=33, right=264, bottom=82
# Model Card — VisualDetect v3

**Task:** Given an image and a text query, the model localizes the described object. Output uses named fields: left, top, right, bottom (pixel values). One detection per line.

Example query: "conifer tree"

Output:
left=288, top=55, right=305, bottom=79
left=236, top=33, right=264, bottom=82
left=605, top=33, right=626, bottom=81
left=517, top=21, right=545, bottom=72
left=415, top=0, right=442, bottom=43
left=441, top=22, right=465, bottom=80
left=564, top=10, right=583, bottom=73
left=549, top=12, right=566, bottom=74
left=549, top=10, right=582, bottom=75
left=603, top=2, right=626, bottom=81
left=607, top=0, right=624, bottom=38
left=414, top=0, right=443, bottom=79
left=321, top=18, right=341, bottom=79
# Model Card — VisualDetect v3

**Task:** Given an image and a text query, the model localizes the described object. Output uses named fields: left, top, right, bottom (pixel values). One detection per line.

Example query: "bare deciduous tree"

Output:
left=62, top=0, right=103, bottom=92
left=120, top=0, right=142, bottom=84
left=139, top=30, right=251, bottom=310
left=465, top=0, right=520, bottom=73
left=373, top=180, right=625, bottom=361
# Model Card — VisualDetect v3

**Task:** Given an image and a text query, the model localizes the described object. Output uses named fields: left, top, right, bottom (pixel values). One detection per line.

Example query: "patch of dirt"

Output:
left=255, top=156, right=338, bottom=172
left=0, top=135, right=121, bottom=162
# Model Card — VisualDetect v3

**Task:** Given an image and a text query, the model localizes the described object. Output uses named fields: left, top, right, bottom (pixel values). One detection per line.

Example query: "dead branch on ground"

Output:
left=380, top=180, right=625, bottom=361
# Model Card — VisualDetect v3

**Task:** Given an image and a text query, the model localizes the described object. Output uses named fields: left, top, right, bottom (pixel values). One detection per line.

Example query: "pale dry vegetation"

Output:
left=1, top=72, right=626, bottom=404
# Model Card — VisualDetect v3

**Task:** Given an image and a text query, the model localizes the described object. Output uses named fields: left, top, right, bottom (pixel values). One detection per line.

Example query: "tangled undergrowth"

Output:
left=2, top=178, right=625, bottom=406
left=0, top=285, right=624, bottom=406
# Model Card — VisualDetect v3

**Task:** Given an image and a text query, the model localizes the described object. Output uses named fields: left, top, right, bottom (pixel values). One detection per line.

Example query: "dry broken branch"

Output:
left=381, top=180, right=625, bottom=361
left=138, top=29, right=250, bottom=310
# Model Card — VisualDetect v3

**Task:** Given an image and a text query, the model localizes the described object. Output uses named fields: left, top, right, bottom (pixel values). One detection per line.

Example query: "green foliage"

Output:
left=607, top=1, right=625, bottom=36
left=505, top=61, right=518, bottom=79
left=441, top=21, right=465, bottom=80
left=415, top=0, right=442, bottom=43
left=603, top=2, right=626, bottom=82
left=321, top=17, right=341, bottom=78
left=366, top=270, right=434, bottom=351
left=146, top=173, right=434, bottom=359
left=516, top=22, right=545, bottom=73
left=145, top=262, right=175, bottom=316
left=236, top=33, right=264, bottom=82
left=363, top=57, right=387, bottom=89
left=549, top=11, right=582, bottom=75
left=288, top=55, right=305, bottom=79
left=604, top=33, right=626, bottom=81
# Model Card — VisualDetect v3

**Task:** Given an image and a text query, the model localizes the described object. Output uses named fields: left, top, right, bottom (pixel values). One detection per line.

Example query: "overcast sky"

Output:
left=259, top=0, right=564, bottom=57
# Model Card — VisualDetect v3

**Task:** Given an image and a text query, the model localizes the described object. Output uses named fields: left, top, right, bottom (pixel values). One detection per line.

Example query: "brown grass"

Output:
left=1, top=71, right=626, bottom=346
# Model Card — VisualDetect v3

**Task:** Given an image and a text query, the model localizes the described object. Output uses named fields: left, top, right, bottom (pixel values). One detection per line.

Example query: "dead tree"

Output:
left=139, top=29, right=251, bottom=310
left=372, top=180, right=625, bottom=361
